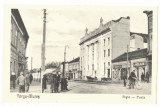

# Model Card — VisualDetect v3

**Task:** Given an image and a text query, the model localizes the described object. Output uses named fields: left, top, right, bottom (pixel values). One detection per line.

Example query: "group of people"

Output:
left=10, top=72, right=33, bottom=93
left=42, top=71, right=68, bottom=93
left=122, top=70, right=150, bottom=88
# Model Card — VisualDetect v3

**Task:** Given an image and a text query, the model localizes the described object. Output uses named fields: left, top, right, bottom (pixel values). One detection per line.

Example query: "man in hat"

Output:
left=25, top=72, right=30, bottom=92
left=17, top=72, right=25, bottom=93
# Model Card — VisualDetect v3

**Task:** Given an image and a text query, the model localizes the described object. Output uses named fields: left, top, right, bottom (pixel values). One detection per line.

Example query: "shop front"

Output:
left=132, top=61, right=146, bottom=81
left=112, top=63, right=130, bottom=81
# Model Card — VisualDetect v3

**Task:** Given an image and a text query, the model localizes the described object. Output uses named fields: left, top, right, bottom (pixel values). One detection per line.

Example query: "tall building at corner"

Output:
left=79, top=17, right=130, bottom=80
left=11, top=9, right=29, bottom=77
left=143, top=10, right=152, bottom=76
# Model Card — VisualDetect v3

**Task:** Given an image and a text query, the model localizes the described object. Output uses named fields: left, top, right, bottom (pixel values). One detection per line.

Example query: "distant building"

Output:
left=11, top=9, right=29, bottom=77
left=79, top=17, right=130, bottom=80
left=68, top=57, right=81, bottom=79
left=130, top=32, right=148, bottom=51
left=112, top=48, right=148, bottom=81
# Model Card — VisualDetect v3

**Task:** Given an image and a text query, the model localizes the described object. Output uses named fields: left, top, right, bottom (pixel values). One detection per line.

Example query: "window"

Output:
left=92, top=64, right=94, bottom=71
left=104, top=39, right=105, bottom=46
left=108, top=37, right=110, bottom=45
left=108, top=62, right=110, bottom=67
left=104, top=50, right=106, bottom=57
left=108, top=49, right=110, bottom=57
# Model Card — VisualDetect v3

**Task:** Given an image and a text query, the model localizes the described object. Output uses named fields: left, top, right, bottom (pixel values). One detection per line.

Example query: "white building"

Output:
left=79, top=17, right=130, bottom=80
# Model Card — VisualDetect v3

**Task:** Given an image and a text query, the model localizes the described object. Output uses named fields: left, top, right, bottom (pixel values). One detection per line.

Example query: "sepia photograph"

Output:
left=2, top=4, right=158, bottom=104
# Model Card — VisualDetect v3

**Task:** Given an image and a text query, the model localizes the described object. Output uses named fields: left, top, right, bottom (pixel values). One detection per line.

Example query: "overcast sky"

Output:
left=19, top=6, right=150, bottom=70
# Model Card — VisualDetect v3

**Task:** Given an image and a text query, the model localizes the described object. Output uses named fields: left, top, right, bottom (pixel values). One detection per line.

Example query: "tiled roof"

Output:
left=130, top=32, right=148, bottom=43
left=11, top=9, right=29, bottom=46
left=112, top=48, right=147, bottom=63
left=69, top=57, right=80, bottom=63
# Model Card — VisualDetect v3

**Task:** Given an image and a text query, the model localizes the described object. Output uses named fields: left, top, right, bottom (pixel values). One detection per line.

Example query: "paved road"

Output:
left=44, top=80, right=151, bottom=94
left=10, top=80, right=41, bottom=93
left=61, top=81, right=151, bottom=94
left=11, top=80, right=151, bottom=94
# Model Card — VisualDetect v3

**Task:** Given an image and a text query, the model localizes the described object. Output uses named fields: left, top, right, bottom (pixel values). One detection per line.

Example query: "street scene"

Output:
left=10, top=6, right=152, bottom=94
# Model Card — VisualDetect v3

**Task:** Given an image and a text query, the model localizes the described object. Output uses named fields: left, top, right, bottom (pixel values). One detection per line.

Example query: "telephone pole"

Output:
left=41, top=9, right=47, bottom=73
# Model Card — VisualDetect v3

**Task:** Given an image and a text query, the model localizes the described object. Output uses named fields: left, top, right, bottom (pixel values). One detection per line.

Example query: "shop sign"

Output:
left=113, top=65, right=122, bottom=69
left=133, top=62, right=146, bottom=67
left=122, top=64, right=130, bottom=68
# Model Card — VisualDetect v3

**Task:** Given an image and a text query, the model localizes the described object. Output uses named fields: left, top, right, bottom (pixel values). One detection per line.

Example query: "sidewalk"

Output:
left=10, top=80, right=41, bottom=93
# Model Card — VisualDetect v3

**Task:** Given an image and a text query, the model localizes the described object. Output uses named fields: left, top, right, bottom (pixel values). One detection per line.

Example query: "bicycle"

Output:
left=126, top=78, right=143, bottom=90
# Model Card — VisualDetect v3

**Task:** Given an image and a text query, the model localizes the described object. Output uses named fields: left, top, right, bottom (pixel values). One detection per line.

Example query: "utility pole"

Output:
left=126, top=45, right=129, bottom=78
left=41, top=9, right=47, bottom=74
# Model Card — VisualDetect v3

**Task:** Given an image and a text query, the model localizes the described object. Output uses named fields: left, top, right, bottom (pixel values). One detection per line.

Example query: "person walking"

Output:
left=29, top=73, right=33, bottom=84
left=122, top=71, right=127, bottom=87
left=55, top=72, right=60, bottom=92
left=25, top=72, right=30, bottom=92
left=146, top=72, right=150, bottom=83
left=16, top=72, right=25, bottom=93
left=50, top=73, right=57, bottom=93
left=42, top=74, right=47, bottom=93
left=10, top=72, right=16, bottom=90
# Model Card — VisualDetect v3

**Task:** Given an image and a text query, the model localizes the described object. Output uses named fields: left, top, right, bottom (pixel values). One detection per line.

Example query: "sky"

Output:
left=19, top=6, right=149, bottom=70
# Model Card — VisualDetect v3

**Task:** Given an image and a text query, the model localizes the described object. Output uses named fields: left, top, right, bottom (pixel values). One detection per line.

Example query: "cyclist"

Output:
left=128, top=70, right=137, bottom=89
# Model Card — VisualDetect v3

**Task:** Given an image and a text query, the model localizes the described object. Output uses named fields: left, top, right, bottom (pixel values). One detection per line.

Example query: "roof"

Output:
left=69, top=57, right=80, bottom=63
left=11, top=9, right=29, bottom=47
left=112, top=48, right=147, bottom=63
left=79, top=16, right=130, bottom=45
left=130, top=32, right=148, bottom=43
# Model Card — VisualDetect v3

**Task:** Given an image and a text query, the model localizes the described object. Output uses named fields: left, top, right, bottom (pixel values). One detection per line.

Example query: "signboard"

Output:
left=113, top=65, right=122, bottom=69
left=133, top=62, right=146, bottom=67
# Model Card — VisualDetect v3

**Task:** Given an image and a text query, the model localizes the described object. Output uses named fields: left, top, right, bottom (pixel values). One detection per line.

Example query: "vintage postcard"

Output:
left=2, top=5, right=158, bottom=104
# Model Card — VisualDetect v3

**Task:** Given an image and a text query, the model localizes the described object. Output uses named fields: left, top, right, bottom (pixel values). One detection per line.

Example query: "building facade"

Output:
left=79, top=17, right=130, bottom=80
left=112, top=49, right=148, bottom=81
left=68, top=57, right=81, bottom=79
left=130, top=32, right=148, bottom=52
left=143, top=11, right=152, bottom=77
left=11, top=9, right=29, bottom=77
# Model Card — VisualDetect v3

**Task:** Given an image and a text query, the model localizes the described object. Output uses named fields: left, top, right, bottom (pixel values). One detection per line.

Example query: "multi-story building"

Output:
left=130, top=32, right=148, bottom=52
left=68, top=57, right=81, bottom=79
left=143, top=11, right=152, bottom=77
left=11, top=9, right=29, bottom=77
left=79, top=17, right=130, bottom=80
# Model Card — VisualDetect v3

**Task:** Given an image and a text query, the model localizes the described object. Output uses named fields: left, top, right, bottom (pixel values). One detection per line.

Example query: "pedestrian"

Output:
left=42, top=74, right=47, bottom=93
left=50, top=72, right=58, bottom=93
left=25, top=72, right=30, bottom=92
left=141, top=73, right=145, bottom=82
left=10, top=72, right=16, bottom=89
left=16, top=72, right=25, bottom=93
left=128, top=70, right=137, bottom=89
left=122, top=71, right=127, bottom=87
left=146, top=72, right=150, bottom=83
left=56, top=72, right=60, bottom=92
left=29, top=73, right=33, bottom=84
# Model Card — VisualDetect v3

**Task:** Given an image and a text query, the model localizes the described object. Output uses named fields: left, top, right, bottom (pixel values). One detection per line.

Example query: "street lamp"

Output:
left=62, top=45, right=69, bottom=78
left=61, top=45, right=69, bottom=91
